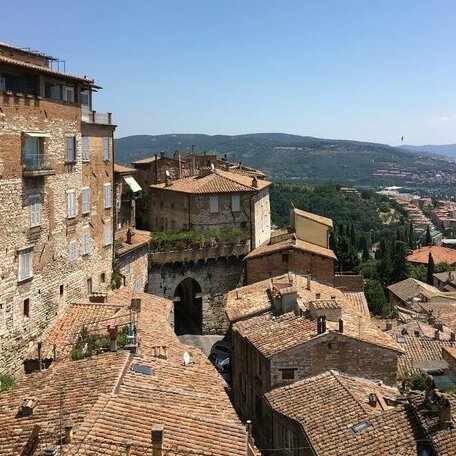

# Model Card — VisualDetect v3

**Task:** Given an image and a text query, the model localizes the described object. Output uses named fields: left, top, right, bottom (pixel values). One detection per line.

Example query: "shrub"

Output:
left=0, top=374, right=15, bottom=392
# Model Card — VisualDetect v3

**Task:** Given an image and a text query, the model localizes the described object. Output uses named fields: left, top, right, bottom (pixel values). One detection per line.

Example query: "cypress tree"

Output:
left=425, top=225, right=432, bottom=246
left=427, top=253, right=435, bottom=285
left=409, top=221, right=414, bottom=249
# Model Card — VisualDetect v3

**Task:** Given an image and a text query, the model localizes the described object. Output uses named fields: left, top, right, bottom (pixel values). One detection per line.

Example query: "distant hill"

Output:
left=400, top=143, right=456, bottom=158
left=114, top=133, right=451, bottom=186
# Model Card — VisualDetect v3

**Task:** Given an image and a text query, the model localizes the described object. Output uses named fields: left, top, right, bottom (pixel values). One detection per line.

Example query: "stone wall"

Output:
left=251, top=187, right=271, bottom=248
left=115, top=244, right=149, bottom=291
left=0, top=94, right=114, bottom=373
left=148, top=256, right=245, bottom=333
left=246, top=249, right=335, bottom=285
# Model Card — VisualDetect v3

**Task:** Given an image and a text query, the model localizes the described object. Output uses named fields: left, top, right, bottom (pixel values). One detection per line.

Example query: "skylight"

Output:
left=351, top=420, right=371, bottom=434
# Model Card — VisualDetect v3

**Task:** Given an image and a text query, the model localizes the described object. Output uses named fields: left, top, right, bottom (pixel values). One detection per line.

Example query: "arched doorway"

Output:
left=174, top=278, right=203, bottom=335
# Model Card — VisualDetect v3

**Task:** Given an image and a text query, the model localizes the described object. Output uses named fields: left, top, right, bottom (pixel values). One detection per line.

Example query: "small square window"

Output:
left=23, top=298, right=30, bottom=317
left=280, top=368, right=295, bottom=380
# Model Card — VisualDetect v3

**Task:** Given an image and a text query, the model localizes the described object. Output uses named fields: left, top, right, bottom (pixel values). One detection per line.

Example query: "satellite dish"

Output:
left=210, top=162, right=215, bottom=172
left=165, top=170, right=170, bottom=178
left=183, top=351, right=191, bottom=366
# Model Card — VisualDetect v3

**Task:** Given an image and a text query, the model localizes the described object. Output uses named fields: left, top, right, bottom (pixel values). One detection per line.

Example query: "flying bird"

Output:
left=401, top=136, right=404, bottom=142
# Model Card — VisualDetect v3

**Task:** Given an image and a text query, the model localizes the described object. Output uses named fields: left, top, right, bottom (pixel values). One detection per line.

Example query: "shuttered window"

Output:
left=82, top=136, right=89, bottom=162
left=231, top=195, right=241, bottom=212
left=29, top=195, right=41, bottom=227
left=104, top=184, right=112, bottom=209
left=18, top=249, right=33, bottom=281
left=209, top=196, right=219, bottom=213
left=67, top=190, right=76, bottom=218
left=69, top=241, right=77, bottom=260
left=81, top=234, right=90, bottom=256
left=103, top=137, right=110, bottom=161
left=81, top=188, right=90, bottom=214
left=104, top=224, right=112, bottom=246
left=66, top=136, right=76, bottom=163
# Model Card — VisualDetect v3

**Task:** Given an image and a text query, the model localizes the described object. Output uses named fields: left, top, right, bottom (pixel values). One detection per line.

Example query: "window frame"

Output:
left=69, top=240, right=78, bottom=261
left=81, top=234, right=91, bottom=256
left=81, top=136, right=90, bottom=162
left=81, top=187, right=90, bottom=215
left=65, top=136, right=76, bottom=163
left=104, top=183, right=112, bottom=209
left=28, top=194, right=41, bottom=228
left=104, top=223, right=112, bottom=246
left=66, top=189, right=76, bottom=219
left=18, top=248, right=33, bottom=282
left=103, top=137, right=110, bottom=161
left=231, top=194, right=241, bottom=212
left=209, top=195, right=219, bottom=213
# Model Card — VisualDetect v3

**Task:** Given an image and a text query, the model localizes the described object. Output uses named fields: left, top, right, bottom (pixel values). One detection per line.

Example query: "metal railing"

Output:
left=82, top=107, right=112, bottom=125
left=23, top=154, right=55, bottom=175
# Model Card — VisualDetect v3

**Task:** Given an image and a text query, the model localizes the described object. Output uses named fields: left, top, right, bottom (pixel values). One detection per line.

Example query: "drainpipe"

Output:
left=154, top=154, right=158, bottom=183
left=249, top=194, right=254, bottom=250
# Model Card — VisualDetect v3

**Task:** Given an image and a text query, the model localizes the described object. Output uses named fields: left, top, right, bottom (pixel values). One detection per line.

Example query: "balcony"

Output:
left=22, top=155, right=55, bottom=177
left=82, top=107, right=112, bottom=125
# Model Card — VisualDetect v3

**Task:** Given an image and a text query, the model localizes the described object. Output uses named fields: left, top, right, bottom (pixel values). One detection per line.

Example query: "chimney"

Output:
left=315, top=293, right=321, bottom=300
left=18, top=398, right=38, bottom=417
left=44, top=446, right=58, bottom=456
left=451, top=332, right=456, bottom=342
left=385, top=321, right=393, bottom=331
left=126, top=227, right=134, bottom=245
left=321, top=315, right=327, bottom=332
left=151, top=424, right=164, bottom=456
left=368, top=393, right=377, bottom=407
left=438, top=396, right=452, bottom=429
left=130, top=298, right=141, bottom=312
left=414, top=330, right=420, bottom=337
left=64, top=421, right=73, bottom=444
left=108, top=325, right=118, bottom=352
left=165, top=176, right=172, bottom=187
left=339, top=318, right=344, bottom=333
left=123, top=442, right=133, bottom=456
left=435, top=329, right=440, bottom=340
left=160, top=151, right=165, bottom=158
left=37, top=341, right=42, bottom=372
left=252, top=176, right=258, bottom=188
left=306, top=273, right=311, bottom=290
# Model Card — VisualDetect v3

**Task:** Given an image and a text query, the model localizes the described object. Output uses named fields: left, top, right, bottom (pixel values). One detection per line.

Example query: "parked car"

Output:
left=209, top=339, right=232, bottom=362
left=215, top=356, right=232, bottom=384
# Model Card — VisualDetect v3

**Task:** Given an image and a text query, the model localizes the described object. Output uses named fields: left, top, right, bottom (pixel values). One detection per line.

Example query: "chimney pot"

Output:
left=368, top=393, right=377, bottom=407
left=321, top=315, right=327, bottom=333
left=252, top=176, right=258, bottom=188
left=438, top=396, right=452, bottom=429
left=385, top=321, right=393, bottom=331
left=130, top=298, right=141, bottom=312
left=151, top=424, right=164, bottom=456
left=108, top=325, right=118, bottom=352
left=316, top=293, right=321, bottom=299
left=339, top=318, right=344, bottom=333
left=306, top=273, right=311, bottom=290
left=451, top=332, right=456, bottom=342
left=435, top=329, right=440, bottom=340
left=64, top=421, right=73, bottom=444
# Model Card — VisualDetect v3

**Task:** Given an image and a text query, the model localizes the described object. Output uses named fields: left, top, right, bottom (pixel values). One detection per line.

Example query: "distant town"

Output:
left=1, top=41, right=456, bottom=456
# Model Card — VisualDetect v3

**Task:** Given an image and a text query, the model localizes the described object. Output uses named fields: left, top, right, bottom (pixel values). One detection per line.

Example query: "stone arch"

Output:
left=173, top=277, right=203, bottom=335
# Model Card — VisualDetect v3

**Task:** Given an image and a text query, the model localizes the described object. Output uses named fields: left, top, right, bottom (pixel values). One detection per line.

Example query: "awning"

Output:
left=123, top=175, right=142, bottom=193
left=24, top=131, right=51, bottom=138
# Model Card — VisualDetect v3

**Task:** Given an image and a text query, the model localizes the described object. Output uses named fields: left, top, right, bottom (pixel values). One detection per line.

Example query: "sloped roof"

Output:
left=293, top=208, right=333, bottom=227
left=265, top=370, right=424, bottom=456
left=407, top=246, right=456, bottom=265
left=114, top=163, right=137, bottom=174
left=2, top=288, right=248, bottom=456
left=244, top=235, right=336, bottom=261
left=387, top=278, right=439, bottom=303
left=150, top=169, right=271, bottom=194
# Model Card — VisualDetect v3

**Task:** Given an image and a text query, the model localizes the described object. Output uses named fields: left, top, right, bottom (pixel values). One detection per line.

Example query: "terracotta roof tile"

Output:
left=387, top=278, right=440, bottom=303
left=407, top=246, right=456, bottom=265
left=293, top=208, right=333, bottom=227
left=150, top=169, right=271, bottom=194
left=114, top=163, right=137, bottom=174
left=265, top=370, right=424, bottom=456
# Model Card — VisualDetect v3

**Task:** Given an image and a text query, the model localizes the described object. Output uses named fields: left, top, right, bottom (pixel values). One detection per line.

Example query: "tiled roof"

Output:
left=229, top=274, right=400, bottom=357
left=407, top=246, right=456, bottom=265
left=244, top=235, right=337, bottom=260
left=419, top=301, right=456, bottom=332
left=132, top=155, right=177, bottom=165
left=387, top=278, right=440, bottom=303
left=150, top=169, right=271, bottom=194
left=0, top=54, right=96, bottom=85
left=409, top=392, right=456, bottom=455
left=4, top=288, right=248, bottom=456
left=376, top=319, right=456, bottom=376
left=293, top=208, right=333, bottom=227
left=265, top=370, right=424, bottom=456
left=115, top=229, right=150, bottom=257
left=226, top=274, right=348, bottom=322
left=344, top=292, right=370, bottom=316
left=114, top=163, right=137, bottom=174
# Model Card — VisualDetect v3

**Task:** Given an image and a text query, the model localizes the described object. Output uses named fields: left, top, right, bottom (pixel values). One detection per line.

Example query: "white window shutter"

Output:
left=103, top=138, right=110, bottom=161
left=210, top=196, right=219, bottom=213
left=82, top=137, right=89, bottom=161
left=104, top=184, right=111, bottom=208
left=82, top=188, right=90, bottom=214
left=67, top=191, right=75, bottom=218
left=66, top=137, right=75, bottom=162
left=231, top=195, right=241, bottom=212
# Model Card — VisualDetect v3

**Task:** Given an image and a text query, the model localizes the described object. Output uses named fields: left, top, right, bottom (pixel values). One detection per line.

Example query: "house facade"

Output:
left=0, top=43, right=115, bottom=372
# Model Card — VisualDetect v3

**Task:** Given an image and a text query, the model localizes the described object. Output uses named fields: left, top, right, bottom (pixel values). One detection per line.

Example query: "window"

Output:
left=104, top=223, right=112, bottom=246
left=59, top=284, right=64, bottom=297
left=23, top=298, right=30, bottom=317
left=45, top=82, right=62, bottom=100
left=231, top=195, right=241, bottom=212
left=81, top=234, right=90, bottom=256
left=209, top=195, right=219, bottom=213
left=81, top=136, right=89, bottom=162
left=280, top=368, right=295, bottom=380
left=0, top=303, right=5, bottom=334
left=104, top=184, right=112, bottom=209
left=63, top=86, right=74, bottom=103
left=86, top=278, right=93, bottom=295
left=18, top=249, right=33, bottom=281
left=23, top=136, right=41, bottom=167
left=69, top=241, right=77, bottom=260
left=103, top=137, right=110, bottom=161
left=81, top=188, right=90, bottom=214
left=100, top=273, right=106, bottom=283
left=67, top=190, right=76, bottom=218
left=66, top=136, right=76, bottom=163
left=81, top=90, right=90, bottom=107
left=28, top=195, right=41, bottom=228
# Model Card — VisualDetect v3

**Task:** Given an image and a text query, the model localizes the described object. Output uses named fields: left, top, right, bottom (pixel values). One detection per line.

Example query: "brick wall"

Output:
left=246, top=250, right=335, bottom=285
left=0, top=95, right=114, bottom=373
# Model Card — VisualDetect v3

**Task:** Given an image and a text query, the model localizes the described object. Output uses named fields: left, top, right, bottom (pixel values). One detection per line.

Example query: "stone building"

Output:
left=0, top=42, right=115, bottom=373
left=113, top=164, right=149, bottom=292
left=245, top=208, right=336, bottom=285
left=226, top=273, right=401, bottom=424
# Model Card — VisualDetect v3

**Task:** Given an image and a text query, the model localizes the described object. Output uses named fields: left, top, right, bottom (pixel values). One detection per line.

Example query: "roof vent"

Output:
left=18, top=398, right=38, bottom=417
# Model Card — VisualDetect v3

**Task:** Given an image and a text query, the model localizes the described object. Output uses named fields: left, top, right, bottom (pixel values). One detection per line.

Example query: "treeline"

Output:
left=270, top=182, right=407, bottom=244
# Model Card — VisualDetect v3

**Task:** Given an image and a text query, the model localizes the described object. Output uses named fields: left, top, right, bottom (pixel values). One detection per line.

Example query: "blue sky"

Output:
left=2, top=0, right=456, bottom=145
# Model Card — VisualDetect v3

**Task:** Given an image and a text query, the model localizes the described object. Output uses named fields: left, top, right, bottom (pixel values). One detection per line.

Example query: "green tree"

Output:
left=410, top=264, right=427, bottom=282
left=365, top=279, right=390, bottom=316
left=425, top=225, right=432, bottom=246
left=390, top=241, right=411, bottom=284
left=435, top=262, right=452, bottom=273
left=377, top=239, right=393, bottom=286
left=427, top=253, right=435, bottom=285
left=360, top=236, right=370, bottom=262
left=408, top=221, right=415, bottom=249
